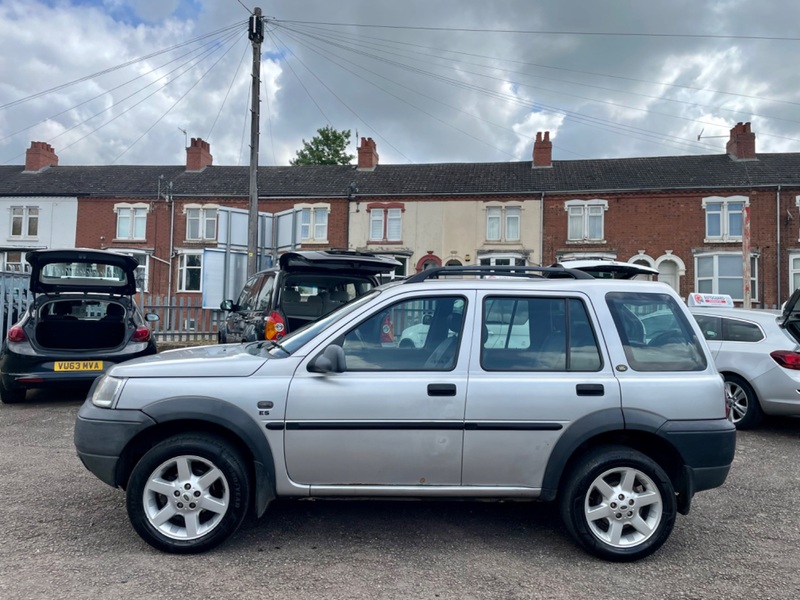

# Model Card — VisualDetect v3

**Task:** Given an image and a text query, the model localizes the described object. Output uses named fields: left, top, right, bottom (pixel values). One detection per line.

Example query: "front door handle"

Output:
left=428, top=383, right=456, bottom=397
left=576, top=383, right=604, bottom=396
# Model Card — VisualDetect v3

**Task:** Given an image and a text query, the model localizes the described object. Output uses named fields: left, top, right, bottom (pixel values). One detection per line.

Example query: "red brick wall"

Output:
left=542, top=188, right=799, bottom=307
left=76, top=195, right=350, bottom=298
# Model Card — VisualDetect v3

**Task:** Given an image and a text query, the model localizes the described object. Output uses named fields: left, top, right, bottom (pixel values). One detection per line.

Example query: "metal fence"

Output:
left=0, top=271, right=223, bottom=344
left=1, top=272, right=33, bottom=340
left=141, top=295, right=224, bottom=344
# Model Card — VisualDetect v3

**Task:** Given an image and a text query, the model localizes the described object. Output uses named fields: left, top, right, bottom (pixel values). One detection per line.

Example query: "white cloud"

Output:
left=1, top=0, right=799, bottom=166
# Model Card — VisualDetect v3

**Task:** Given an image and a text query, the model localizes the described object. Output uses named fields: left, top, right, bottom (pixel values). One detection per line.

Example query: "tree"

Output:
left=290, top=126, right=355, bottom=166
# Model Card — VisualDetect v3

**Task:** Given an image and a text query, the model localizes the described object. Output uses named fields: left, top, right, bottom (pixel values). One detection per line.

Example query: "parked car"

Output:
left=74, top=265, right=735, bottom=562
left=0, top=249, right=158, bottom=404
left=218, top=250, right=401, bottom=343
left=689, top=291, right=800, bottom=429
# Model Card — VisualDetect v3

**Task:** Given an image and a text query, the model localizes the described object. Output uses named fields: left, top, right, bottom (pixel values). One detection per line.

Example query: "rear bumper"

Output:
left=658, top=418, right=737, bottom=499
left=0, top=345, right=155, bottom=391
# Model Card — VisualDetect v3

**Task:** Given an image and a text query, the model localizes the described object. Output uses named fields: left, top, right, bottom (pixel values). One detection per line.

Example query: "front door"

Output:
left=284, top=293, right=472, bottom=486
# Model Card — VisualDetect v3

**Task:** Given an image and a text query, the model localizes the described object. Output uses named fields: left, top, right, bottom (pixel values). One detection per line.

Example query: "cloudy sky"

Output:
left=1, top=0, right=800, bottom=167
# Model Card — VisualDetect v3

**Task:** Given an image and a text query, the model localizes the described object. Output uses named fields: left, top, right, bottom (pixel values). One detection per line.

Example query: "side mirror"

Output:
left=145, top=312, right=160, bottom=322
left=220, top=299, right=233, bottom=311
left=308, top=345, right=347, bottom=374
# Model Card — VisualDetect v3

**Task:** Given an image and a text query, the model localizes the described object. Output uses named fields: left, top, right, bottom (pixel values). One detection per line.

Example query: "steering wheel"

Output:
left=648, top=330, right=684, bottom=346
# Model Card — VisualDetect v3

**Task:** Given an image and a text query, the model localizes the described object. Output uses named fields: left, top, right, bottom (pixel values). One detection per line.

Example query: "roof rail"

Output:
left=404, top=265, right=595, bottom=283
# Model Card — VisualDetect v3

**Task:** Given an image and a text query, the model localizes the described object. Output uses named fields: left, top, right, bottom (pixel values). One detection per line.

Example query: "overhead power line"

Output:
left=276, top=20, right=800, bottom=42
left=0, top=21, right=246, bottom=113
left=276, top=23, right=721, bottom=156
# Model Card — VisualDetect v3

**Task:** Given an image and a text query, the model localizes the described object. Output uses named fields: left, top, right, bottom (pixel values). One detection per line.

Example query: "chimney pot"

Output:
left=357, top=137, right=379, bottom=170
left=532, top=130, right=553, bottom=169
left=727, top=121, right=757, bottom=161
left=24, top=141, right=59, bottom=172
left=186, top=137, right=213, bottom=171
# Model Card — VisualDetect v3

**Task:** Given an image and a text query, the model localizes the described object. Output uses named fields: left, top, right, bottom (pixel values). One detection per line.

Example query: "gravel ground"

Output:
left=2, top=389, right=799, bottom=600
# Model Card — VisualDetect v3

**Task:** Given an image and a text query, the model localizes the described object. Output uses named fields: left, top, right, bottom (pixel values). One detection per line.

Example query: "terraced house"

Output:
left=0, top=122, right=798, bottom=308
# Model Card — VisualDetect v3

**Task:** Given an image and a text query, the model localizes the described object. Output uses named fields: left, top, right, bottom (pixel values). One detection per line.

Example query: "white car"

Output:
left=689, top=292, right=800, bottom=429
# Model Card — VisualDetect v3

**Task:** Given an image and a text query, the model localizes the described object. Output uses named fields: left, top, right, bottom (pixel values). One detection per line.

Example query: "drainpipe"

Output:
left=539, top=191, right=545, bottom=266
left=777, top=185, right=782, bottom=306
left=167, top=182, right=175, bottom=328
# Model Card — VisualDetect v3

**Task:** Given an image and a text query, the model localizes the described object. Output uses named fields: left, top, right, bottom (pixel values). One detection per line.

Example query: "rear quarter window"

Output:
left=723, top=318, right=764, bottom=342
left=606, top=292, right=707, bottom=372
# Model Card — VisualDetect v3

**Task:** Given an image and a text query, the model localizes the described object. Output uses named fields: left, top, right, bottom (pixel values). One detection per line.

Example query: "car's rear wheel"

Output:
left=126, top=434, right=250, bottom=553
left=559, top=446, right=676, bottom=562
left=0, top=380, right=25, bottom=404
left=725, top=374, right=762, bottom=430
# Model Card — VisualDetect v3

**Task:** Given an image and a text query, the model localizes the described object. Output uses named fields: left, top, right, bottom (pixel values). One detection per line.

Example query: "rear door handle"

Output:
left=428, top=383, right=456, bottom=397
left=576, top=384, right=604, bottom=396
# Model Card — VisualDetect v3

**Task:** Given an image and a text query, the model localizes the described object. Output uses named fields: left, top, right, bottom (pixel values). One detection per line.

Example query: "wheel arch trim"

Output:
left=137, top=396, right=276, bottom=517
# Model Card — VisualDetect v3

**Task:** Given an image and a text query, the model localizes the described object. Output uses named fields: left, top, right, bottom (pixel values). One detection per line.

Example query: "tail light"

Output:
left=265, top=311, right=286, bottom=340
left=132, top=326, right=151, bottom=343
left=770, top=350, right=800, bottom=370
left=7, top=326, right=26, bottom=343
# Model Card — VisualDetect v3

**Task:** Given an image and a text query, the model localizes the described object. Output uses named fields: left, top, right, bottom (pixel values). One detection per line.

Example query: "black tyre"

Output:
left=0, top=380, right=25, bottom=404
left=126, top=434, right=250, bottom=554
left=724, top=374, right=762, bottom=430
left=559, top=446, right=676, bottom=562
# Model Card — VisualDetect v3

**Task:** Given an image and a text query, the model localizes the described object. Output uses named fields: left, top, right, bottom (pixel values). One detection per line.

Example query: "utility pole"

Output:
left=247, top=7, right=263, bottom=276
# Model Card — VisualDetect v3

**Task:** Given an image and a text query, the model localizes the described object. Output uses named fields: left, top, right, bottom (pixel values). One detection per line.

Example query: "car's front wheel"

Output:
left=560, top=446, right=676, bottom=562
left=725, top=374, right=762, bottom=430
left=126, top=434, right=250, bottom=553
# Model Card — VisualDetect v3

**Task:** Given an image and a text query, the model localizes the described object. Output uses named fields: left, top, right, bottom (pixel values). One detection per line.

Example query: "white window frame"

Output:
left=565, top=199, right=607, bottom=242
left=369, top=207, right=403, bottom=242
left=177, top=252, right=203, bottom=292
left=1, top=250, right=29, bottom=272
left=9, top=206, right=39, bottom=239
left=375, top=254, right=409, bottom=284
left=790, top=252, right=800, bottom=294
left=702, top=195, right=748, bottom=242
left=184, top=204, right=218, bottom=241
left=695, top=252, right=757, bottom=303
left=477, top=252, right=527, bottom=267
left=113, top=249, right=150, bottom=292
left=485, top=205, right=522, bottom=242
left=296, top=204, right=329, bottom=243
left=114, top=202, right=148, bottom=241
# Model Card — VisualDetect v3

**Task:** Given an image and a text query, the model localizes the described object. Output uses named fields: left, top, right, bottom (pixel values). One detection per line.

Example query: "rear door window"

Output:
left=481, top=296, right=602, bottom=372
left=606, top=292, right=707, bottom=371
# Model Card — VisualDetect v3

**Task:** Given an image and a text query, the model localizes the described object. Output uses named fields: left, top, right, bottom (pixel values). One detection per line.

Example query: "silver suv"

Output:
left=74, top=266, right=736, bottom=561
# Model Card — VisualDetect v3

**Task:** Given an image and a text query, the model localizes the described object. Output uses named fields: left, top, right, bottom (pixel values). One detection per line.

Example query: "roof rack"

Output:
left=404, top=265, right=595, bottom=283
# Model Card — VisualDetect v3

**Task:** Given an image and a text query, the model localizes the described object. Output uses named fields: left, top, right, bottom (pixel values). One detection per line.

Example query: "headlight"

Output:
left=91, top=375, right=125, bottom=408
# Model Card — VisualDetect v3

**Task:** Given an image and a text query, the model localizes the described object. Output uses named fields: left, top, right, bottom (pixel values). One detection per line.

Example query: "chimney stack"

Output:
left=532, top=131, right=552, bottom=168
left=726, top=122, right=757, bottom=161
left=186, top=137, right=213, bottom=171
left=24, top=142, right=59, bottom=172
left=357, top=137, right=379, bottom=171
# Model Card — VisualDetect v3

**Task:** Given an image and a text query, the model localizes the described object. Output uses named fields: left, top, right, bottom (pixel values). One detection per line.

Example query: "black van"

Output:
left=218, top=250, right=402, bottom=343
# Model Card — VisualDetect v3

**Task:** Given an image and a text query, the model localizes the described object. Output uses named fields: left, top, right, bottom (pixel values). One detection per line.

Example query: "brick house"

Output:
left=1, top=124, right=800, bottom=308
left=535, top=122, right=800, bottom=307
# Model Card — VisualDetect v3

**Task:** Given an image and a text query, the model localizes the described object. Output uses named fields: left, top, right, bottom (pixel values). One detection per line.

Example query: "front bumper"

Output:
left=74, top=399, right=156, bottom=487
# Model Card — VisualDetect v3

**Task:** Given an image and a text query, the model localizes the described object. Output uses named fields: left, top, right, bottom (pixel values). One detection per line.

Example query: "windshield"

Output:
left=266, top=289, right=382, bottom=355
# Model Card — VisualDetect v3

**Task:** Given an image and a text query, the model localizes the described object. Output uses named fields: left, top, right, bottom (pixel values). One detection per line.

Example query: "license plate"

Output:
left=54, top=361, right=104, bottom=372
